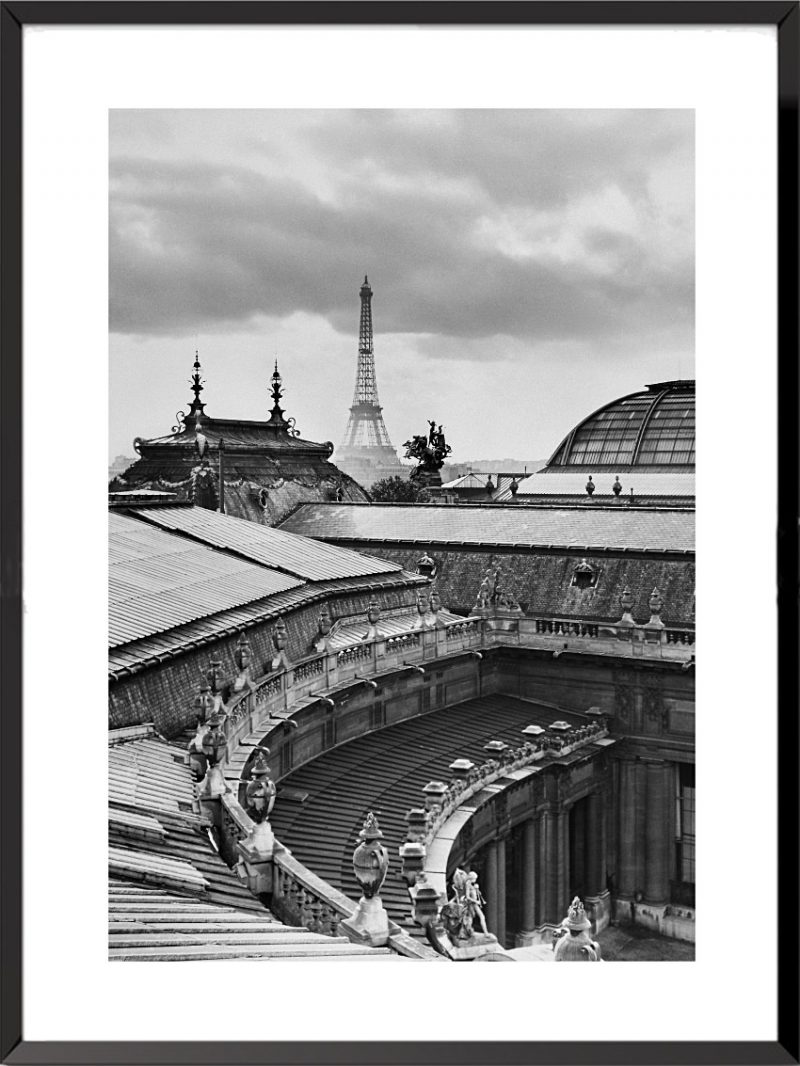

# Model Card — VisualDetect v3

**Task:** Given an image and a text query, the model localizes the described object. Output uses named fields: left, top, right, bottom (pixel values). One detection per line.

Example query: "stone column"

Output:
left=584, top=789, right=611, bottom=933
left=485, top=841, right=499, bottom=934
left=556, top=810, right=570, bottom=918
left=644, top=760, right=672, bottom=907
left=516, top=818, right=538, bottom=946
left=496, top=837, right=507, bottom=947
left=586, top=791, right=605, bottom=897
left=617, top=759, right=638, bottom=899
left=538, top=809, right=554, bottom=925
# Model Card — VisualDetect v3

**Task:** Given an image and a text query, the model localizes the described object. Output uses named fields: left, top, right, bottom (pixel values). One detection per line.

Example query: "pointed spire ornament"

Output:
left=188, top=350, right=206, bottom=419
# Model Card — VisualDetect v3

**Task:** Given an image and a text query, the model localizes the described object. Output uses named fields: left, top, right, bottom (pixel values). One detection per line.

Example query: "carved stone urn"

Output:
left=340, top=812, right=391, bottom=947
left=271, top=617, right=290, bottom=670
left=553, top=897, right=602, bottom=961
left=244, top=747, right=276, bottom=824
left=618, top=585, right=636, bottom=630
left=352, top=811, right=389, bottom=898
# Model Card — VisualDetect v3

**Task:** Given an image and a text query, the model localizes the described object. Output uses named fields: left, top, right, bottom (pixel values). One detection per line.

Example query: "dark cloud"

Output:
left=110, top=110, right=693, bottom=353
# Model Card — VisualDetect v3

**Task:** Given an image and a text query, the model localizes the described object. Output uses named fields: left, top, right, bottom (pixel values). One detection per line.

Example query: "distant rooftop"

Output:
left=494, top=471, right=695, bottom=502
left=278, top=503, right=695, bottom=554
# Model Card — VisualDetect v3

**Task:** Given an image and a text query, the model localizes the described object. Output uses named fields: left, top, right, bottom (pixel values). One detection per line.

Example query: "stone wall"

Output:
left=327, top=545, right=695, bottom=626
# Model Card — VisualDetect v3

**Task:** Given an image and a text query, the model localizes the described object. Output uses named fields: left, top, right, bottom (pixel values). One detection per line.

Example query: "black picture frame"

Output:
left=1, top=4, right=797, bottom=1064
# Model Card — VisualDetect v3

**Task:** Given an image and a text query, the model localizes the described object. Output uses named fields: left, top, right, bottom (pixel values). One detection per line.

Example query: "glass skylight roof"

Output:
left=546, top=381, right=695, bottom=470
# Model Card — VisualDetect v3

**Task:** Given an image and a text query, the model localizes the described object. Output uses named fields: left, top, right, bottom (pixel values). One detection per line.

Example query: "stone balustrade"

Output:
left=664, top=628, right=695, bottom=646
left=403, top=719, right=609, bottom=859
left=534, top=618, right=600, bottom=639
left=385, top=632, right=421, bottom=653
left=207, top=610, right=690, bottom=800
left=293, top=656, right=325, bottom=683
left=272, top=851, right=353, bottom=936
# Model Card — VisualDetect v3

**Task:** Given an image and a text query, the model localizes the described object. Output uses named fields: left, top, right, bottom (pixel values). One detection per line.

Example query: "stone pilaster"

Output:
left=584, top=790, right=611, bottom=933
left=644, top=760, right=672, bottom=907
left=617, top=759, right=638, bottom=899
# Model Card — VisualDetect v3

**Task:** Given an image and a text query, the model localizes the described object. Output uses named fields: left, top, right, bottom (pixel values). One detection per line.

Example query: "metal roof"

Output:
left=130, top=505, right=401, bottom=581
left=108, top=733, right=402, bottom=960
left=494, top=471, right=695, bottom=501
left=108, top=570, right=426, bottom=678
left=278, top=504, right=696, bottom=554
left=109, top=512, right=303, bottom=647
left=440, top=472, right=494, bottom=490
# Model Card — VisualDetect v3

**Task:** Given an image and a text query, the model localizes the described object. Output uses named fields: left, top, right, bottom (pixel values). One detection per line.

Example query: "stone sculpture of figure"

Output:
left=509, top=477, right=519, bottom=497
left=440, top=867, right=490, bottom=942
left=440, top=868, right=473, bottom=941
left=404, top=423, right=452, bottom=473
left=464, top=871, right=489, bottom=936
left=612, top=476, right=622, bottom=497
left=475, top=572, right=493, bottom=610
left=585, top=475, right=595, bottom=497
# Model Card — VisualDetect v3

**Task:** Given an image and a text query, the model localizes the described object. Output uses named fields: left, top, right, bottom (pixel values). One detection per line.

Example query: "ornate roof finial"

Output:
left=188, top=349, right=206, bottom=419
left=265, top=358, right=302, bottom=437
left=265, top=358, right=288, bottom=427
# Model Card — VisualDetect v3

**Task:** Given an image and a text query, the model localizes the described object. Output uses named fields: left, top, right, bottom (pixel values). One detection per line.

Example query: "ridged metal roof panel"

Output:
left=130, top=505, right=401, bottom=581
left=109, top=513, right=303, bottom=646
left=278, top=504, right=695, bottom=554
left=108, top=570, right=426, bottom=676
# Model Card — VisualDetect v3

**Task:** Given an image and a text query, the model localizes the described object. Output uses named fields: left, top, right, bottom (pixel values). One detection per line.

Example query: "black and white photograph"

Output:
left=108, top=108, right=696, bottom=965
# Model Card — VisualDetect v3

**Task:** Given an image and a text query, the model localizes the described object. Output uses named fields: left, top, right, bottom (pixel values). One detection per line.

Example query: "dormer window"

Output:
left=571, top=560, right=597, bottom=590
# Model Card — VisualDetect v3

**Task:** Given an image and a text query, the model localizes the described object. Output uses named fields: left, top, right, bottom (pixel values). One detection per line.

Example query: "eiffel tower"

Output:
left=337, top=276, right=406, bottom=488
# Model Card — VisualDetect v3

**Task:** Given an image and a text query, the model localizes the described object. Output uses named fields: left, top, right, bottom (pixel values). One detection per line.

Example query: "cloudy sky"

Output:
left=109, top=109, right=694, bottom=464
